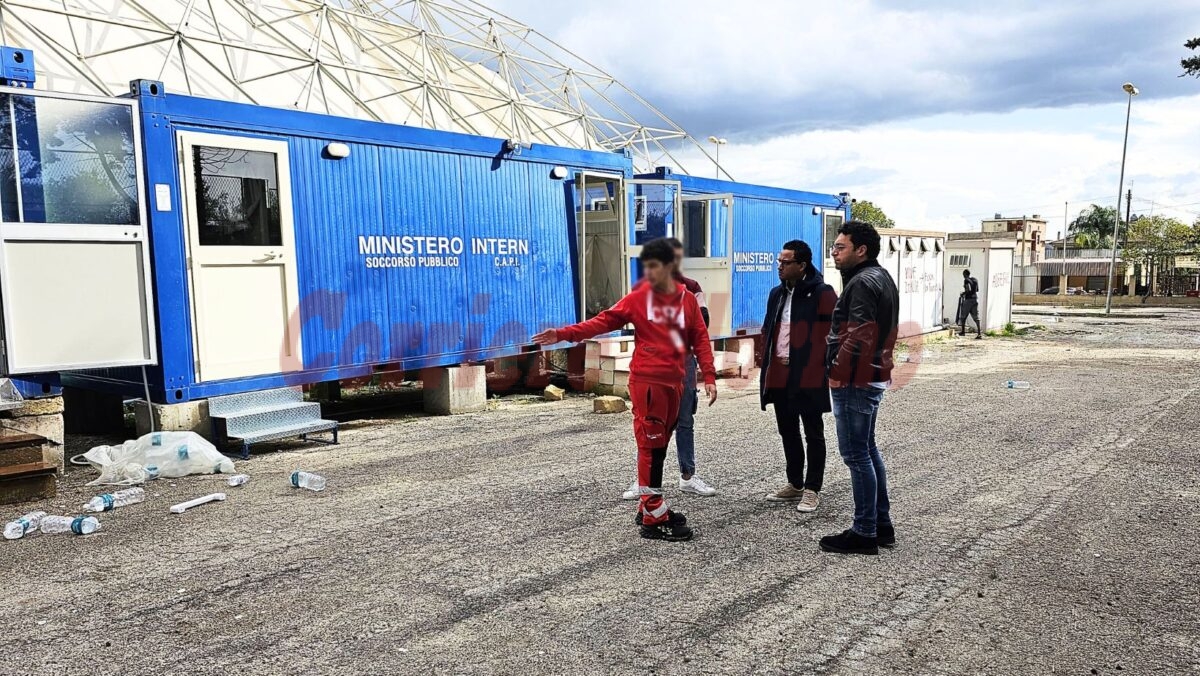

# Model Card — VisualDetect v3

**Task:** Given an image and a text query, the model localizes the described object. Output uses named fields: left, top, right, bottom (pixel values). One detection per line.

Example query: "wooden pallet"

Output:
left=0, top=432, right=56, bottom=505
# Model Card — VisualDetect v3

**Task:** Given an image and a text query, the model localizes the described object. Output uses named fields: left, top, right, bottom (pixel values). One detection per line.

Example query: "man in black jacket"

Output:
left=958, top=269, right=982, bottom=339
left=820, top=221, right=900, bottom=556
left=760, top=240, right=838, bottom=513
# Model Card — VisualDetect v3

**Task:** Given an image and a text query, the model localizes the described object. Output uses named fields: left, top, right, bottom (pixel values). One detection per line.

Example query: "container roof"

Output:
left=0, top=0, right=724, bottom=176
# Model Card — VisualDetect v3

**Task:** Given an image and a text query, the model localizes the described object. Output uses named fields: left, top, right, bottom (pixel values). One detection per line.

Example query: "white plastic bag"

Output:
left=83, top=432, right=236, bottom=486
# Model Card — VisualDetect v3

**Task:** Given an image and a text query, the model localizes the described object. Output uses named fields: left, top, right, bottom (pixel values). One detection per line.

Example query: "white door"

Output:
left=576, top=172, right=627, bottom=319
left=681, top=194, right=734, bottom=337
left=178, top=132, right=301, bottom=382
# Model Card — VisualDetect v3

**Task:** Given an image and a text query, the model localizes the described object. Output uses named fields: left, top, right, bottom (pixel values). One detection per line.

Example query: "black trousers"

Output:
left=769, top=389, right=827, bottom=492
left=959, top=298, right=981, bottom=336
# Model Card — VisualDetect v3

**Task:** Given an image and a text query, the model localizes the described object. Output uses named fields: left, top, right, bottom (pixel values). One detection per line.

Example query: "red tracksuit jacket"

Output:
left=558, top=282, right=717, bottom=387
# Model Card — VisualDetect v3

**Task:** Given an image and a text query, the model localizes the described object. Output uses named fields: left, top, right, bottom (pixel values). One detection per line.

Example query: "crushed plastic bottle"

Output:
left=290, top=471, right=327, bottom=492
left=1005, top=380, right=1032, bottom=390
left=83, top=487, right=146, bottom=513
left=227, top=474, right=250, bottom=487
left=39, top=515, right=101, bottom=535
left=4, top=510, right=47, bottom=540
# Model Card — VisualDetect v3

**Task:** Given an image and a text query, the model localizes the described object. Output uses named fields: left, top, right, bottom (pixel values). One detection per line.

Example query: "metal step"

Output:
left=207, top=387, right=303, bottom=417
left=219, top=401, right=323, bottom=438
left=208, top=387, right=338, bottom=459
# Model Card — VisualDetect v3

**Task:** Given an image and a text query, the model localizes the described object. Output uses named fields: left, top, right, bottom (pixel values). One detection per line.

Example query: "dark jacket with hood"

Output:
left=826, top=260, right=899, bottom=386
left=759, top=269, right=838, bottom=412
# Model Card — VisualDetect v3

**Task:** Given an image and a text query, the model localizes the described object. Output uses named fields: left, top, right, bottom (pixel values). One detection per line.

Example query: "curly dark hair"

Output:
left=639, top=237, right=676, bottom=265
left=838, top=220, right=882, bottom=260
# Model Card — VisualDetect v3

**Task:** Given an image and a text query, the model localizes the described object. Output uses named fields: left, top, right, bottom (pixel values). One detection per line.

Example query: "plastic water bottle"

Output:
left=4, top=511, right=47, bottom=540
left=1005, top=380, right=1031, bottom=390
left=290, top=471, right=326, bottom=492
left=83, top=487, right=145, bottom=513
left=39, top=515, right=101, bottom=535
left=227, top=474, right=250, bottom=487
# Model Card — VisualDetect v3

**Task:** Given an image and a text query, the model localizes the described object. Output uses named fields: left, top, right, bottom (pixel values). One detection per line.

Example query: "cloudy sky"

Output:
left=487, top=0, right=1200, bottom=235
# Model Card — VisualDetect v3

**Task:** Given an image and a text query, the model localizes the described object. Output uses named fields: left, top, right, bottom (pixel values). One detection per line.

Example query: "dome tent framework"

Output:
left=0, top=0, right=728, bottom=177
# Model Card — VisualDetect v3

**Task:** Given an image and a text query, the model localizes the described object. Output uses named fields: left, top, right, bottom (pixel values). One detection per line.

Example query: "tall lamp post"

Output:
left=707, top=136, right=727, bottom=179
left=1105, top=82, right=1139, bottom=314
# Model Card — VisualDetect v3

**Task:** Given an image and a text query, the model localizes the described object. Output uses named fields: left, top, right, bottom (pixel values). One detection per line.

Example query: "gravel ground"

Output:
left=3, top=307, right=1199, bottom=676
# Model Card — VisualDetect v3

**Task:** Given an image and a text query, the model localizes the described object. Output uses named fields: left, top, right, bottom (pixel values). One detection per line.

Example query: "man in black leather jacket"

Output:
left=820, top=221, right=900, bottom=556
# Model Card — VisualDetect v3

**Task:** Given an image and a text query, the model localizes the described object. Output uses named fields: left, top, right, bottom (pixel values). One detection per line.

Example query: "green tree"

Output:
left=1122, top=215, right=1195, bottom=295
left=1069, top=204, right=1118, bottom=248
left=1184, top=37, right=1200, bottom=78
left=851, top=200, right=895, bottom=228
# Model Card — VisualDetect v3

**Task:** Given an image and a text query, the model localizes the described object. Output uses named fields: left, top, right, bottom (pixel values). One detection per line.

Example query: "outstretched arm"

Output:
left=532, top=298, right=632, bottom=346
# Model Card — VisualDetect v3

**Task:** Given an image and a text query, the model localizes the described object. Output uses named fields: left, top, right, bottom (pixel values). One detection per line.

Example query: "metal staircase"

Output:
left=208, top=387, right=337, bottom=459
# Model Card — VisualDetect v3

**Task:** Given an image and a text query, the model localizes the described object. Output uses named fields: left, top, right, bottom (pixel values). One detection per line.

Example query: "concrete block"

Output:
left=726, top=337, right=757, bottom=372
left=594, top=396, right=628, bottom=414
left=600, top=356, right=632, bottom=373
left=543, top=385, right=565, bottom=402
left=1, top=413, right=64, bottom=446
left=597, top=338, right=635, bottom=358
left=584, top=355, right=601, bottom=370
left=584, top=368, right=602, bottom=386
left=133, top=400, right=211, bottom=439
left=599, top=369, right=616, bottom=386
left=6, top=396, right=64, bottom=417
left=423, top=365, right=487, bottom=415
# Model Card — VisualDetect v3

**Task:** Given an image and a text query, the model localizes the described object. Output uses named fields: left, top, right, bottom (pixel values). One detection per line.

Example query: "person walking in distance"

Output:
left=533, top=238, right=718, bottom=542
left=760, top=240, right=837, bottom=513
left=958, top=269, right=982, bottom=339
left=621, top=238, right=718, bottom=500
left=821, top=221, right=899, bottom=556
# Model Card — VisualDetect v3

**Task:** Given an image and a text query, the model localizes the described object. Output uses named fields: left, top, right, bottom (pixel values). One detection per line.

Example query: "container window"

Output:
left=823, top=212, right=844, bottom=253
left=11, top=95, right=138, bottom=225
left=904, top=238, right=915, bottom=253
left=949, top=254, right=971, bottom=267
left=683, top=200, right=708, bottom=258
left=0, top=100, right=17, bottom=222
left=934, top=239, right=944, bottom=252
left=192, top=146, right=282, bottom=246
left=919, top=238, right=930, bottom=254
left=887, top=238, right=899, bottom=253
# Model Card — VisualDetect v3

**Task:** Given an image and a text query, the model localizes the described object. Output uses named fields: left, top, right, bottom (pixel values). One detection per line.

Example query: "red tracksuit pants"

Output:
left=630, top=380, right=683, bottom=526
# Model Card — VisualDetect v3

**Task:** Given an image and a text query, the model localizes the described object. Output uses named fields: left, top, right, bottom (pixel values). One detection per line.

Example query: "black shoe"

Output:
left=877, top=523, right=896, bottom=548
left=640, top=522, right=694, bottom=542
left=819, top=529, right=879, bottom=555
left=958, top=331, right=966, bottom=336
left=975, top=335, right=983, bottom=340
left=635, top=510, right=686, bottom=527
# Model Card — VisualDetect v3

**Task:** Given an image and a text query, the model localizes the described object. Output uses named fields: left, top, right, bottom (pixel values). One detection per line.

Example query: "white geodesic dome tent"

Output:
left=0, top=0, right=725, bottom=176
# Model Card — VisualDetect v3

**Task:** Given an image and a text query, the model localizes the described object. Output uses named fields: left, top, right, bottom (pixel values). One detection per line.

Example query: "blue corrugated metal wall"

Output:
left=730, top=197, right=825, bottom=331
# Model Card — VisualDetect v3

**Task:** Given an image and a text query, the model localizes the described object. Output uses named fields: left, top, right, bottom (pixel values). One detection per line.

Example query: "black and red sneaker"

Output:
left=640, top=521, right=694, bottom=542
left=634, top=510, right=687, bottom=527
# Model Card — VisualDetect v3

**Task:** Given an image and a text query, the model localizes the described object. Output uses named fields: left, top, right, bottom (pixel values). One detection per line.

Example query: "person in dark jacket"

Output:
left=820, top=221, right=900, bottom=556
left=759, top=240, right=838, bottom=513
left=958, top=269, right=982, bottom=339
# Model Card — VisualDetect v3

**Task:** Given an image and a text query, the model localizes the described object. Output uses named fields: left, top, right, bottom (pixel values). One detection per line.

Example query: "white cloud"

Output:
left=667, top=93, right=1200, bottom=235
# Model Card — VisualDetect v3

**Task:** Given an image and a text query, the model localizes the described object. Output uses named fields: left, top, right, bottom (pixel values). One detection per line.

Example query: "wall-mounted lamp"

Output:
left=550, top=166, right=569, bottom=179
left=812, top=207, right=821, bottom=215
left=504, top=139, right=533, bottom=153
left=325, top=142, right=351, bottom=159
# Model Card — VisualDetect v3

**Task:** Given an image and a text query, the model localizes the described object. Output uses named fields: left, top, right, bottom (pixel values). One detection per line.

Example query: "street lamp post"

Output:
left=707, top=136, right=727, bottom=179
left=1105, top=82, right=1139, bottom=314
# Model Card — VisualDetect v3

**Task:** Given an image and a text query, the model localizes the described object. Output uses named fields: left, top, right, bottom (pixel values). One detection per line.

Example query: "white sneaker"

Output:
left=621, top=480, right=640, bottom=500
left=679, top=476, right=718, bottom=497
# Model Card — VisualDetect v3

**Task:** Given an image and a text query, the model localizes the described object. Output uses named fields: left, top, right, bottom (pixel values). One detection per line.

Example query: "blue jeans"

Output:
left=673, top=355, right=698, bottom=476
left=830, top=386, right=890, bottom=537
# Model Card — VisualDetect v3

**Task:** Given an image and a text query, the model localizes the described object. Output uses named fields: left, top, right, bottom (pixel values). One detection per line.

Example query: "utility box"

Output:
left=943, top=236, right=1016, bottom=333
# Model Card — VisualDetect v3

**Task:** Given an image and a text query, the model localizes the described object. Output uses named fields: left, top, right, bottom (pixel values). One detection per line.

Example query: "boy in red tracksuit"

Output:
left=533, top=238, right=718, bottom=541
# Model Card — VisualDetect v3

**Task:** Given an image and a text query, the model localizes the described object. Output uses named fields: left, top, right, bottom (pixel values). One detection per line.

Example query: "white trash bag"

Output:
left=83, top=432, right=236, bottom=486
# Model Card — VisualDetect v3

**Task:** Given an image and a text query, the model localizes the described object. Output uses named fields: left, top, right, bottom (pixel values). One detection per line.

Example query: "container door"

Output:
left=177, top=132, right=301, bottom=382
left=681, top=193, right=733, bottom=337
left=0, top=90, right=156, bottom=374
left=625, top=179, right=681, bottom=287
left=576, top=173, right=627, bottom=319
